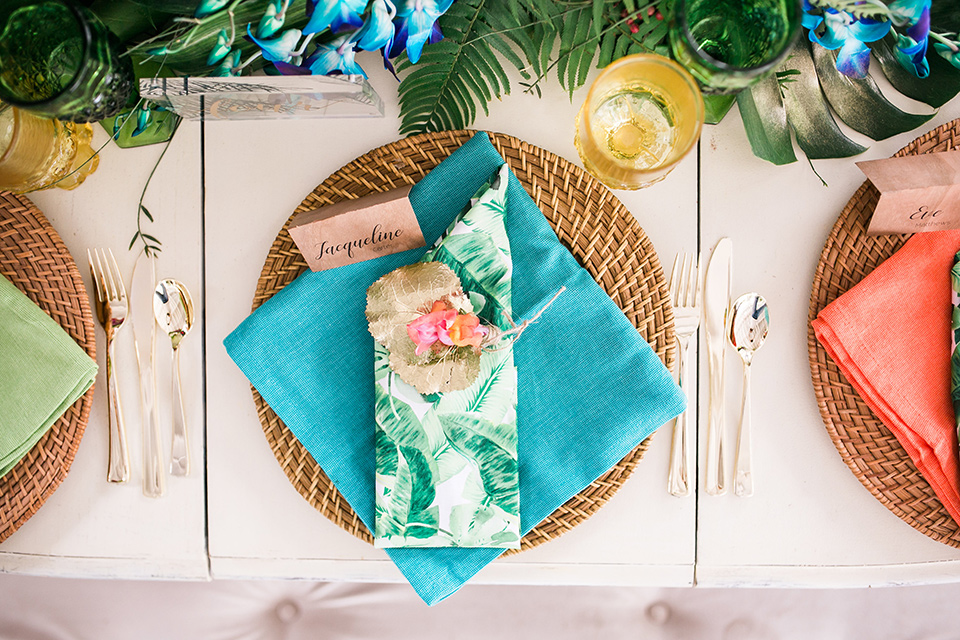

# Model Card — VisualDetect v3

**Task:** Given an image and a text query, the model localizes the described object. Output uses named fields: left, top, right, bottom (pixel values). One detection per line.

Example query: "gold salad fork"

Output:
left=667, top=252, right=701, bottom=497
left=88, top=249, right=130, bottom=483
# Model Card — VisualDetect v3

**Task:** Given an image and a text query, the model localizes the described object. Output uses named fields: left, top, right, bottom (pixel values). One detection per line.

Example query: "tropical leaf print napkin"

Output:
left=374, top=164, right=521, bottom=549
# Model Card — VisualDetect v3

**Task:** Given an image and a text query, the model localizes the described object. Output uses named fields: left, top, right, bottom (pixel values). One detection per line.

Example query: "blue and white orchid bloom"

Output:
left=194, top=0, right=230, bottom=18
left=934, top=41, right=960, bottom=70
left=802, top=1, right=891, bottom=78
left=303, top=0, right=367, bottom=35
left=206, top=29, right=232, bottom=65
left=304, top=33, right=366, bottom=76
left=246, top=25, right=302, bottom=63
left=257, top=0, right=288, bottom=38
left=393, top=0, right=454, bottom=63
left=210, top=49, right=243, bottom=76
left=357, top=0, right=397, bottom=52
left=889, top=0, right=932, bottom=78
left=132, top=103, right=154, bottom=137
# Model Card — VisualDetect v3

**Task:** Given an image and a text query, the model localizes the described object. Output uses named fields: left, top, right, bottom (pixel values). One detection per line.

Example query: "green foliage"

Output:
left=930, top=2, right=960, bottom=32
left=397, top=0, right=671, bottom=136
left=811, top=44, right=934, bottom=141
left=439, top=413, right=520, bottom=514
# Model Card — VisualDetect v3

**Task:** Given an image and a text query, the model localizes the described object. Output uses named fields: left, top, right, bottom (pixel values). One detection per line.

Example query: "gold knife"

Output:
left=704, top=238, right=732, bottom=496
left=131, top=252, right=165, bottom=498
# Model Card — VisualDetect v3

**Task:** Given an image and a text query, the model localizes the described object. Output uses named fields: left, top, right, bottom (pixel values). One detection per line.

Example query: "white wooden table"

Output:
left=3, top=59, right=960, bottom=588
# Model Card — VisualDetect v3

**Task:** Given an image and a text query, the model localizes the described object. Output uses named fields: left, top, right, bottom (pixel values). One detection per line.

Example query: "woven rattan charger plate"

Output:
left=808, top=119, right=960, bottom=548
left=252, top=130, right=676, bottom=553
left=0, top=191, right=96, bottom=544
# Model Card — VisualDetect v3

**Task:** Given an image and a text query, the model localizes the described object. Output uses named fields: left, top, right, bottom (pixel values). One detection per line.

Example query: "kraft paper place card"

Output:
left=289, top=186, right=425, bottom=271
left=859, top=150, right=960, bottom=235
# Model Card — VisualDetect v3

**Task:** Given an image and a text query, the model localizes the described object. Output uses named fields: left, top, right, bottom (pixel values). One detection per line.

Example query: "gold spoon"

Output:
left=154, top=279, right=195, bottom=477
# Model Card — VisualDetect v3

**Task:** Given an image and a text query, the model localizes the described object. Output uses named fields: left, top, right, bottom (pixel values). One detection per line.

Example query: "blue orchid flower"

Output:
left=206, top=29, right=232, bottom=65
left=357, top=0, right=397, bottom=52
left=303, top=0, right=367, bottom=36
left=890, top=0, right=931, bottom=78
left=934, top=42, right=960, bottom=70
left=210, top=49, right=243, bottom=76
left=257, top=0, right=287, bottom=38
left=132, top=104, right=154, bottom=137
left=304, top=33, right=366, bottom=76
left=194, top=0, right=230, bottom=18
left=384, top=20, right=441, bottom=75
left=246, top=25, right=302, bottom=62
left=393, top=0, right=453, bottom=64
left=802, top=1, right=891, bottom=78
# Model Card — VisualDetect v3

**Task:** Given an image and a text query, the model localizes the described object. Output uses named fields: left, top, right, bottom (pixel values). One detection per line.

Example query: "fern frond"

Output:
left=396, top=0, right=672, bottom=135
left=398, top=0, right=536, bottom=135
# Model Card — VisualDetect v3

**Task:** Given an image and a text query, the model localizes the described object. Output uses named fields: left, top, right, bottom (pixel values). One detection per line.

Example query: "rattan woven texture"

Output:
left=251, top=130, right=676, bottom=552
left=808, top=119, right=960, bottom=547
left=0, top=191, right=96, bottom=544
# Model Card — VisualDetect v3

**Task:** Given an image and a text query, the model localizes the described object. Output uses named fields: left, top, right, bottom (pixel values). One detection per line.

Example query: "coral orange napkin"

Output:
left=812, top=230, right=960, bottom=526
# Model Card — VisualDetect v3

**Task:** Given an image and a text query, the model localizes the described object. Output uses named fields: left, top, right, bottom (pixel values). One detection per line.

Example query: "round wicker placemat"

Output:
left=0, top=191, right=96, bottom=544
left=251, top=130, right=675, bottom=553
left=808, top=119, right=960, bottom=547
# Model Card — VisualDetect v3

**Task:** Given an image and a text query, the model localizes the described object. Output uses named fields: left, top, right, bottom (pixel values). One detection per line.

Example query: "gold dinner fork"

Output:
left=88, top=248, right=130, bottom=483
left=667, top=252, right=701, bottom=497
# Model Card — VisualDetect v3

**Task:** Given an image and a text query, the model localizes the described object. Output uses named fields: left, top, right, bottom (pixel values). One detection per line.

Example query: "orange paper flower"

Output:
left=445, top=313, right=487, bottom=349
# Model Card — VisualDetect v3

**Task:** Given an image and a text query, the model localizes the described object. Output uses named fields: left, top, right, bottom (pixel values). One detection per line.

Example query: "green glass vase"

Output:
left=669, top=0, right=802, bottom=95
left=0, top=0, right=135, bottom=122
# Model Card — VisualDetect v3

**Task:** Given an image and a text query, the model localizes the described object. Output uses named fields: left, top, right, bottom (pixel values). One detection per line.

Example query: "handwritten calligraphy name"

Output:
left=909, top=205, right=942, bottom=220
left=316, top=224, right=404, bottom=261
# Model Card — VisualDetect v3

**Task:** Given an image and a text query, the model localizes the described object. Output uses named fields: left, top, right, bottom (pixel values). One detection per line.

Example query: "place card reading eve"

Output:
left=288, top=187, right=426, bottom=272
left=859, top=150, right=960, bottom=235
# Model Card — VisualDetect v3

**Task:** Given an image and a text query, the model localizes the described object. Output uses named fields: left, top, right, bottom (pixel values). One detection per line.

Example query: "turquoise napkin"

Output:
left=0, top=273, right=98, bottom=478
left=224, top=132, right=685, bottom=605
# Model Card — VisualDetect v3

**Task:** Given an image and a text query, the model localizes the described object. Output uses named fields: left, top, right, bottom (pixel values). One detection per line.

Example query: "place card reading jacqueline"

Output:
left=859, top=150, right=960, bottom=235
left=288, top=186, right=426, bottom=271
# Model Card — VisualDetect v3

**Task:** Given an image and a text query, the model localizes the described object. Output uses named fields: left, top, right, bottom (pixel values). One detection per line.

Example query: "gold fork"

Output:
left=667, top=251, right=701, bottom=497
left=88, top=248, right=130, bottom=483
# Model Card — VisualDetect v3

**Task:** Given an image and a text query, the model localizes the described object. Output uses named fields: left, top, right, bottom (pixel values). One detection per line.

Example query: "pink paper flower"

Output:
left=407, top=300, right=456, bottom=355
left=406, top=300, right=488, bottom=355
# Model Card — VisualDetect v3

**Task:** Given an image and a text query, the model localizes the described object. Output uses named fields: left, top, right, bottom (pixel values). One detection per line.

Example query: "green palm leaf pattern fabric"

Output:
left=375, top=164, right=520, bottom=548
left=952, top=250, right=960, bottom=444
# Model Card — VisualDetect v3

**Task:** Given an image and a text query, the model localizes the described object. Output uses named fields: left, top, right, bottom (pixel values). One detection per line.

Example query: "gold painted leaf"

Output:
left=366, top=261, right=482, bottom=394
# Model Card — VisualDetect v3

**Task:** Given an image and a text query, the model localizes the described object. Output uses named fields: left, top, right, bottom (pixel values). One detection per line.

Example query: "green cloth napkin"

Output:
left=375, top=164, right=520, bottom=549
left=0, top=273, right=98, bottom=477
left=224, top=132, right=685, bottom=605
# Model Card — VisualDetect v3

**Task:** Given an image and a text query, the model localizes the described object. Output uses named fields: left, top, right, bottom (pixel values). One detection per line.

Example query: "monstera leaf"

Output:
left=739, top=38, right=935, bottom=165
left=738, top=35, right=960, bottom=165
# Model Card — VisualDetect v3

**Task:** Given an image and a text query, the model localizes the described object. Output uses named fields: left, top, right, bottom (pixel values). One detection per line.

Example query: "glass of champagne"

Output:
left=574, top=54, right=704, bottom=190
left=669, top=0, right=802, bottom=94
left=0, top=103, right=99, bottom=193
